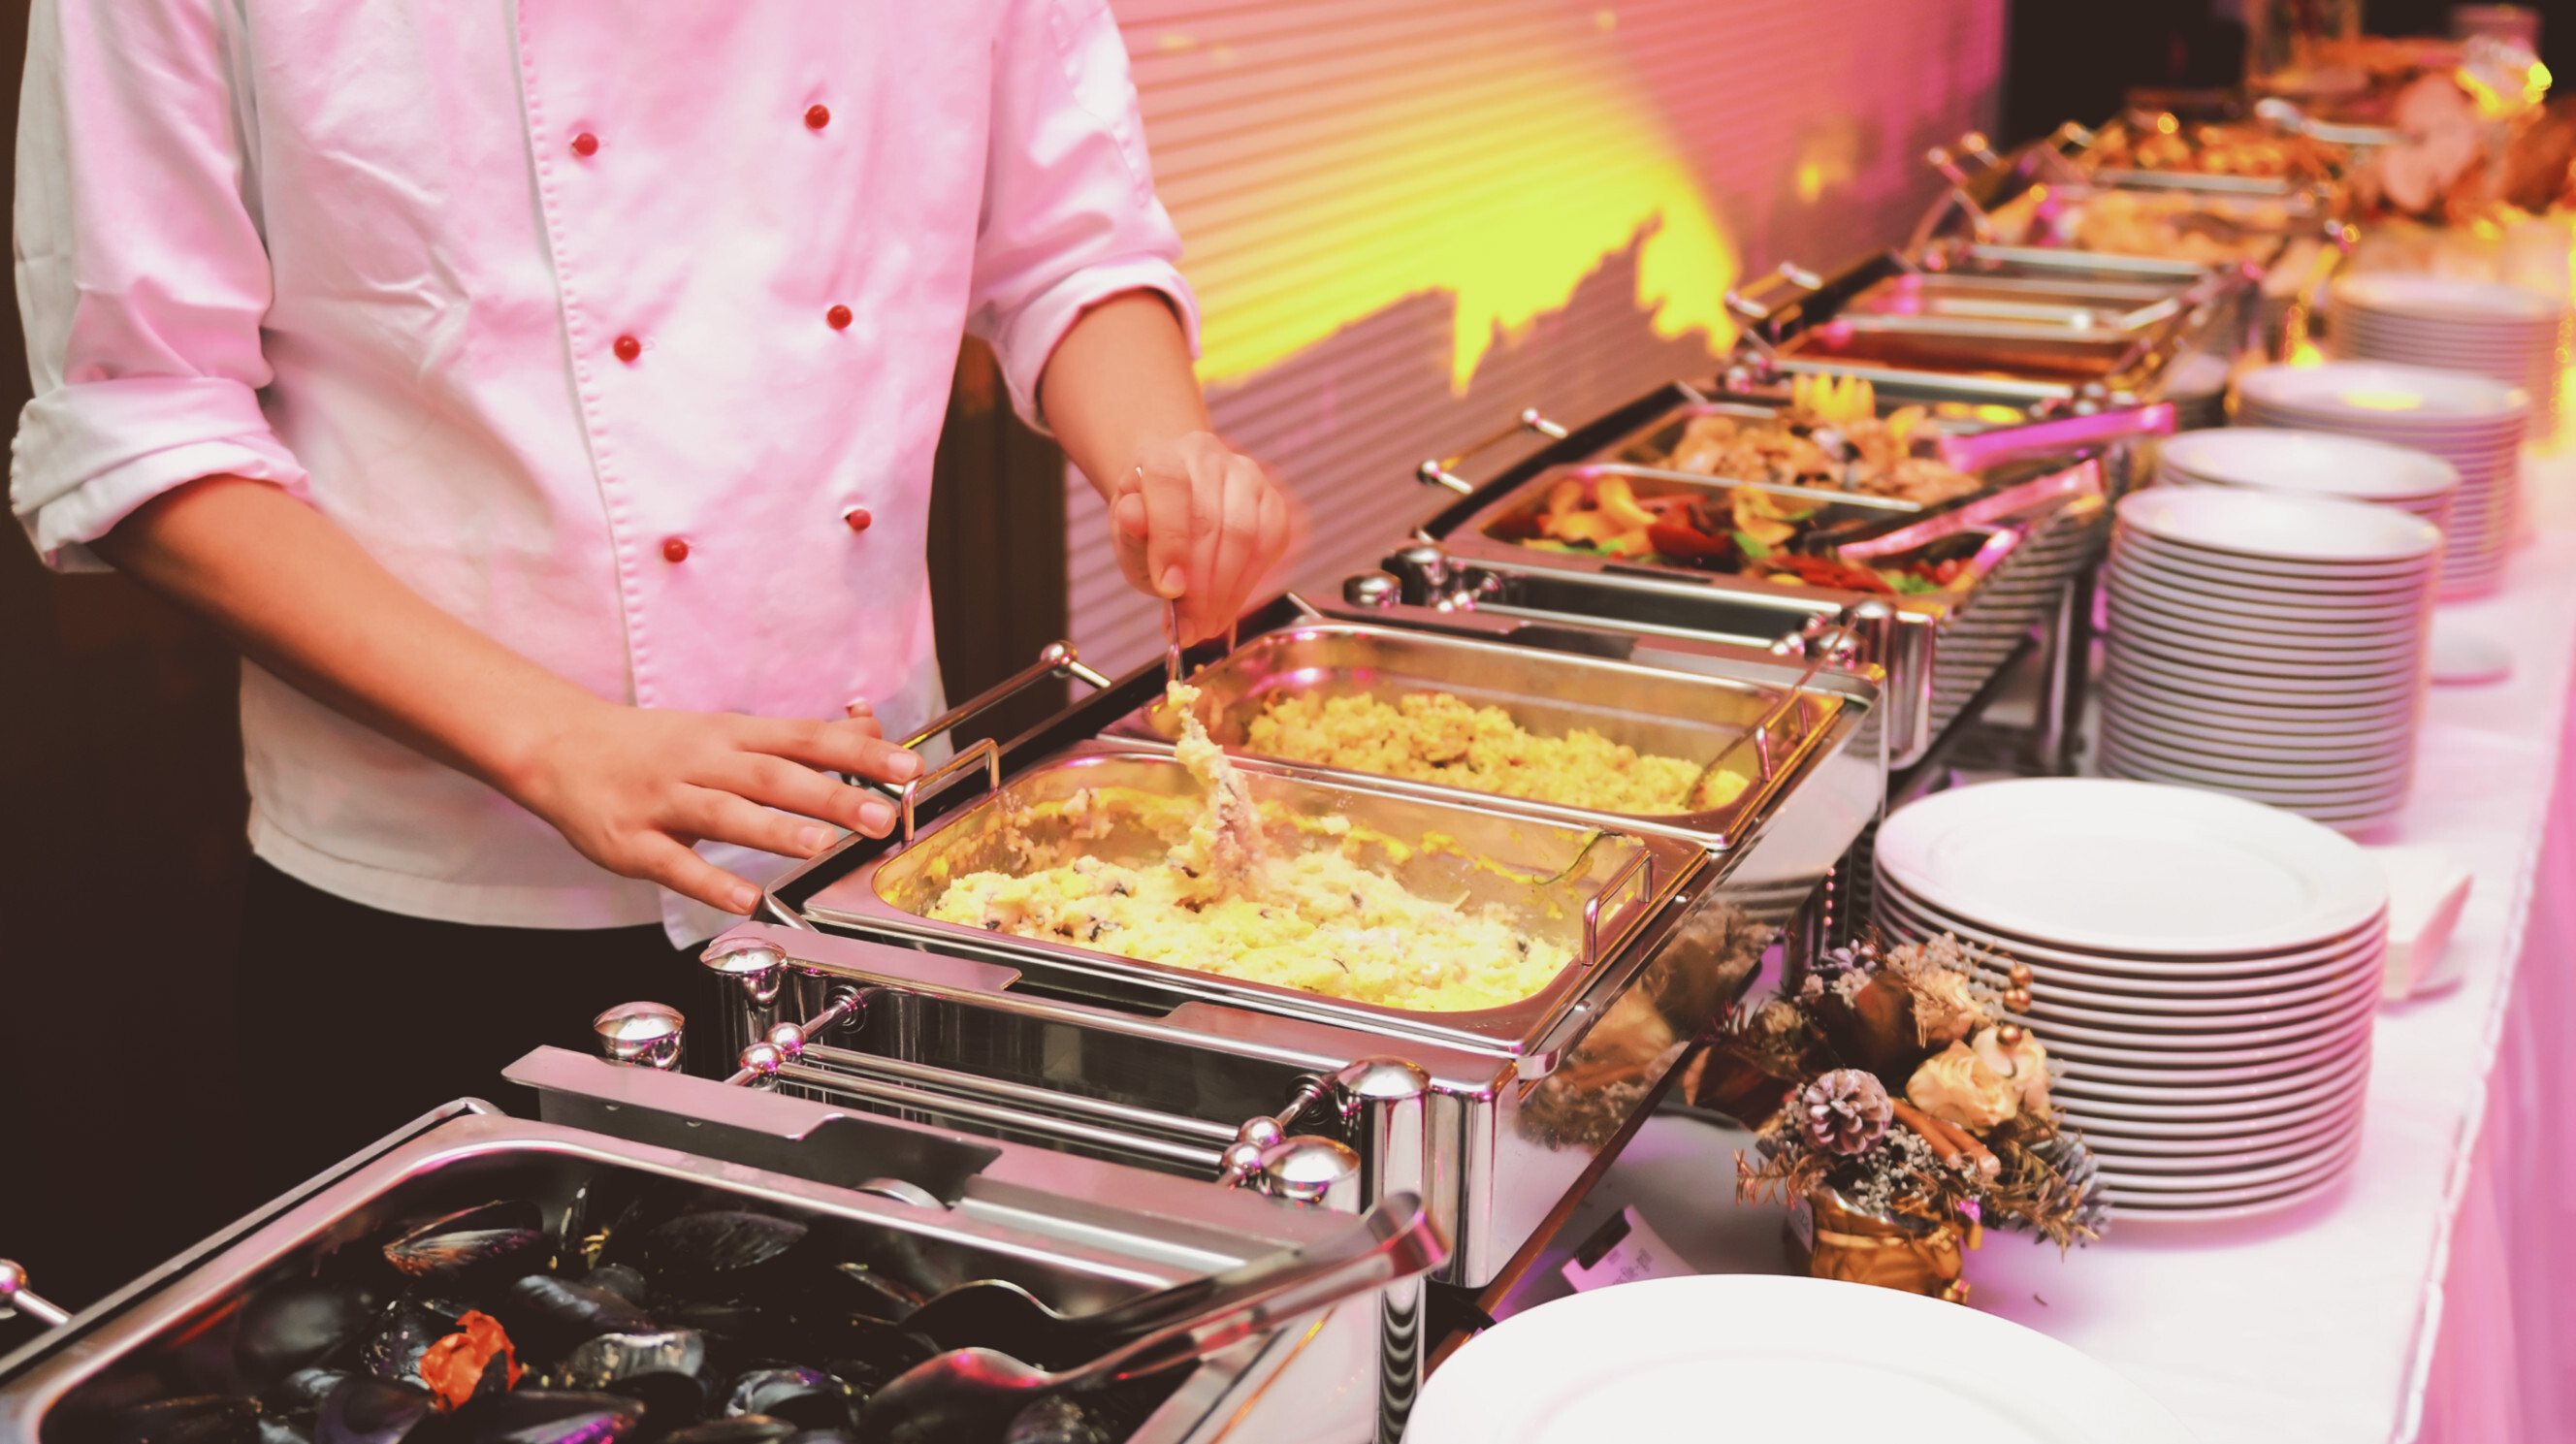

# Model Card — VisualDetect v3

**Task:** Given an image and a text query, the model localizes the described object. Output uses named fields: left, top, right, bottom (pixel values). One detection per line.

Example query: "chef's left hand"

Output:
left=1111, top=432, right=1292, bottom=646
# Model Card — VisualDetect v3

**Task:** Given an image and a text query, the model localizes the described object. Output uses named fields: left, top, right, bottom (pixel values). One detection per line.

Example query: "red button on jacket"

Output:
left=661, top=537, right=690, bottom=563
left=805, top=105, right=830, bottom=131
left=571, top=132, right=599, bottom=157
left=844, top=507, right=872, bottom=533
left=826, top=305, right=853, bottom=331
left=614, top=336, right=641, bottom=363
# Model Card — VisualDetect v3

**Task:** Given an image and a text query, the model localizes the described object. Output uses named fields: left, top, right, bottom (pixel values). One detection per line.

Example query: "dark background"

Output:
left=4, top=0, right=2572, bottom=1343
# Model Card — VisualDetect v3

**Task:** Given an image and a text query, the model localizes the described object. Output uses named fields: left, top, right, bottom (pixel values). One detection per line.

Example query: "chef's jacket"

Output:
left=10, top=0, right=1198, bottom=945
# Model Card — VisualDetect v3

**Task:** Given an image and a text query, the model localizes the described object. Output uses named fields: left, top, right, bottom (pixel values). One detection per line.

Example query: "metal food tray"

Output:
left=0, top=1090, right=1383, bottom=1444
left=799, top=743, right=1701, bottom=1058
left=1384, top=383, right=2143, bottom=767
left=1094, top=621, right=1867, bottom=852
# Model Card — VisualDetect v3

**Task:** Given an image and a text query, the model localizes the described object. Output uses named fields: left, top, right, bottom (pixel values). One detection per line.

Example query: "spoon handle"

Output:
left=1062, top=1192, right=1446, bottom=1387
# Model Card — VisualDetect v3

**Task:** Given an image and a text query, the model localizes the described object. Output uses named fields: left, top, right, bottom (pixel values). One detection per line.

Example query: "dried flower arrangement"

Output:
left=1699, top=933, right=2109, bottom=1295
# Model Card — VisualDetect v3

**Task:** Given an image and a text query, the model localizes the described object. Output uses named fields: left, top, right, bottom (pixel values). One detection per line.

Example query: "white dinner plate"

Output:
left=2056, top=1064, right=2368, bottom=1123
left=2116, top=487, right=2443, bottom=565
left=2053, top=1047, right=2372, bottom=1107
left=2105, top=587, right=2432, bottom=652
left=2071, top=1094, right=2363, bottom=1150
left=2334, top=273, right=2567, bottom=324
left=2033, top=990, right=2380, bottom=1057
left=2028, top=975, right=2373, bottom=1031
left=2105, top=628, right=2424, bottom=683
left=2097, top=718, right=2419, bottom=770
left=2091, top=748, right=2412, bottom=806
left=2157, top=427, right=2462, bottom=502
left=2110, top=534, right=2440, bottom=592
left=1869, top=902, right=2387, bottom=999
left=2089, top=681, right=2422, bottom=729
left=1405, top=1275, right=2192, bottom=1444
left=2061, top=1080, right=2361, bottom=1136
left=2107, top=1164, right=2358, bottom=1221
left=1870, top=874, right=2390, bottom=979
left=2099, top=690, right=2420, bottom=747
left=2239, top=361, right=2530, bottom=423
left=2104, top=644, right=2424, bottom=702
left=2095, top=726, right=2416, bottom=783
left=2106, top=565, right=2432, bottom=623
left=2085, top=1111, right=2362, bottom=1171
left=2100, top=1128, right=2364, bottom=1190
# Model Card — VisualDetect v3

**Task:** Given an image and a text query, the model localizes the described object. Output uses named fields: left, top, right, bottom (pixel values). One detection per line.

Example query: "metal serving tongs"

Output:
left=855, top=1192, right=1446, bottom=1443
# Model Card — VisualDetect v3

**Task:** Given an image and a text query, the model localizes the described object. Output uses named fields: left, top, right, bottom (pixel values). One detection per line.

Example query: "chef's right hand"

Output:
left=509, top=698, right=921, bottom=915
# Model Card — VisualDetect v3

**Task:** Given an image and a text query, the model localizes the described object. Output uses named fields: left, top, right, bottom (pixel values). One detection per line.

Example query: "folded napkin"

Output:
left=2363, top=845, right=2473, bottom=999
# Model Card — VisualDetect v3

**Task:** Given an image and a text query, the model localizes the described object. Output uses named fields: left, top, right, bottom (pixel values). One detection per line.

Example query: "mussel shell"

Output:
left=598, top=1374, right=708, bottom=1444
left=655, top=1420, right=794, bottom=1444
left=552, top=1332, right=706, bottom=1392
left=346, top=1300, right=465, bottom=1385
left=720, top=1370, right=850, bottom=1433
left=578, top=1268, right=650, bottom=1309
left=236, top=1280, right=380, bottom=1388
left=406, top=1390, right=644, bottom=1444
left=633, top=1215, right=808, bottom=1304
left=312, top=1377, right=433, bottom=1444
left=492, top=1277, right=655, bottom=1365
left=382, top=1203, right=550, bottom=1286
left=1001, top=1397, right=1112, bottom=1444
left=260, top=1370, right=351, bottom=1428
left=811, top=1268, right=918, bottom=1326
left=260, top=1419, right=313, bottom=1444
left=807, top=1318, right=936, bottom=1400
left=99, top=1395, right=264, bottom=1444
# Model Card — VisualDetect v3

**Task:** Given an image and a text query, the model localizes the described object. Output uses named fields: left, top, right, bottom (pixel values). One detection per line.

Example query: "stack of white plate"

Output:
left=2330, top=272, right=2568, bottom=440
left=1874, top=779, right=2388, bottom=1220
left=2156, top=427, right=2460, bottom=537
left=2099, top=487, right=2438, bottom=830
left=2238, top=361, right=2528, bottom=596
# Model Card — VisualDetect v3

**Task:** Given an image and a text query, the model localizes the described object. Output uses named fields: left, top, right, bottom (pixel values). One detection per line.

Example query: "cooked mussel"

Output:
left=657, top=1420, right=794, bottom=1444
left=579, top=1268, right=650, bottom=1309
left=311, top=1377, right=433, bottom=1444
left=811, top=1268, right=919, bottom=1327
left=633, top=1215, right=807, bottom=1304
left=492, top=1277, right=654, bottom=1364
left=237, top=1280, right=380, bottom=1388
left=1002, top=1398, right=1111, bottom=1444
left=720, top=1370, right=851, bottom=1433
left=382, top=1203, right=550, bottom=1287
left=553, top=1332, right=706, bottom=1391
left=98, top=1395, right=264, bottom=1444
left=347, top=1300, right=465, bottom=1385
left=260, top=1370, right=350, bottom=1428
left=406, top=1390, right=644, bottom=1444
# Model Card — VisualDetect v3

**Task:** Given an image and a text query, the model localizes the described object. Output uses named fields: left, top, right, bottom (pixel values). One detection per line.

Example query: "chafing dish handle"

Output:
left=1581, top=850, right=1655, bottom=964
left=900, top=641, right=1111, bottom=753
left=1936, top=401, right=2176, bottom=473
left=898, top=738, right=1002, bottom=843
left=0, top=1260, right=70, bottom=1330
left=1414, top=407, right=1567, bottom=496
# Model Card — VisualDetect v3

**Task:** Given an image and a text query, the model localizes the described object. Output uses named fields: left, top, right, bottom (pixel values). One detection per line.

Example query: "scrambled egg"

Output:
left=1244, top=690, right=1750, bottom=815
left=926, top=834, right=1570, bottom=1011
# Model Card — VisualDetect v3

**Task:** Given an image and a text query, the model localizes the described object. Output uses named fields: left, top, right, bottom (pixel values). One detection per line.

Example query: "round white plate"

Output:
left=2025, top=995, right=2380, bottom=1058
left=2048, top=1034, right=2370, bottom=1088
left=2043, top=1016, right=2374, bottom=1075
left=2091, top=747, right=2412, bottom=805
left=2104, top=644, right=2425, bottom=702
left=2062, top=1080, right=2361, bottom=1136
left=2054, top=1046, right=2372, bottom=1107
left=2107, top=562, right=2432, bottom=620
left=2334, top=273, right=2567, bottom=325
left=2106, top=1163, right=2356, bottom=1221
left=2239, top=361, right=2529, bottom=423
left=2098, top=703, right=2418, bottom=759
left=2089, top=681, right=2422, bottom=728
left=2429, top=623, right=2513, bottom=686
left=2111, top=532, right=2440, bottom=590
left=2096, top=725, right=2416, bottom=782
left=2158, top=427, right=2462, bottom=503
left=2071, top=1095, right=2363, bottom=1150
left=2106, top=629, right=2424, bottom=683
left=2117, top=487, right=2442, bottom=565
left=2086, top=1111, right=2362, bottom=1171
left=1871, top=875, right=2390, bottom=979
left=2057, top=1063, right=2367, bottom=1122
left=2028, top=974, right=2375, bottom=1030
left=2100, top=1128, right=2364, bottom=1190
left=1406, top=1275, right=2192, bottom=1444
left=2105, top=587, right=2432, bottom=651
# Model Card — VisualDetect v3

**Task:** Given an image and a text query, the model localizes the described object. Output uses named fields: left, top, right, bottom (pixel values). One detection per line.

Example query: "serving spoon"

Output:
left=856, top=1192, right=1445, bottom=1443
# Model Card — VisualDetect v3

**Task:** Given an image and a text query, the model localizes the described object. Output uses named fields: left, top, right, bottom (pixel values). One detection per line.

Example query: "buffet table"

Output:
left=1497, top=448, right=2576, bottom=1444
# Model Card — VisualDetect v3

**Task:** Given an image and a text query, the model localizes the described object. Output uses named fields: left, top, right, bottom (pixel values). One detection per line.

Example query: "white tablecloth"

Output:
left=1494, top=452, right=2576, bottom=1444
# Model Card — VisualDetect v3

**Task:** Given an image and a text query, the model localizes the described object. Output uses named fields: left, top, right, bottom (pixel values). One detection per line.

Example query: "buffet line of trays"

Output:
left=0, top=113, right=2306, bottom=1444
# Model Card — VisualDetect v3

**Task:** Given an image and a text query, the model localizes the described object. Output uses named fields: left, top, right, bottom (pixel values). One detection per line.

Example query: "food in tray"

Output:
left=926, top=685, right=1577, bottom=1011
left=1243, top=690, right=1752, bottom=815
left=2087, top=114, right=2336, bottom=180
left=1623, top=376, right=1982, bottom=505
left=74, top=1188, right=1154, bottom=1444
left=1518, top=472, right=1972, bottom=594
left=1989, top=186, right=2290, bottom=267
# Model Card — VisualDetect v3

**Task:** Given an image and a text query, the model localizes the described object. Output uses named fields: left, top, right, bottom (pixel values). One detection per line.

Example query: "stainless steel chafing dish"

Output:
left=1374, top=382, right=2161, bottom=768
left=1724, top=249, right=2248, bottom=413
left=0, top=1066, right=1422, bottom=1444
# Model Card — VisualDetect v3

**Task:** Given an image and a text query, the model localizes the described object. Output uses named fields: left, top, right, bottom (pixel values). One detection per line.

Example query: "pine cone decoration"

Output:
left=1797, top=1069, right=1892, bottom=1156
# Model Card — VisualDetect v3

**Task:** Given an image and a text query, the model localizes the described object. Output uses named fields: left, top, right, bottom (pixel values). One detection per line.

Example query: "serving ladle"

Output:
left=856, top=1192, right=1445, bottom=1443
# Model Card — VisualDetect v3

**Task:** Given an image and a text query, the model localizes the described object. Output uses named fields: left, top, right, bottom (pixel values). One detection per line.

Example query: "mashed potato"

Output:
left=1244, top=691, right=1751, bottom=815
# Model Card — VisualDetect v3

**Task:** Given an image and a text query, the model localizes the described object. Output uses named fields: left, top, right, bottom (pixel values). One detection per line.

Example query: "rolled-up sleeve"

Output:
left=966, top=0, right=1202, bottom=432
left=11, top=0, right=308, bottom=572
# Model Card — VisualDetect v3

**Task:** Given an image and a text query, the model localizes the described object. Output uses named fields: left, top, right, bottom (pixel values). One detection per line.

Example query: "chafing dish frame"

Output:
left=0, top=1088, right=1395, bottom=1444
